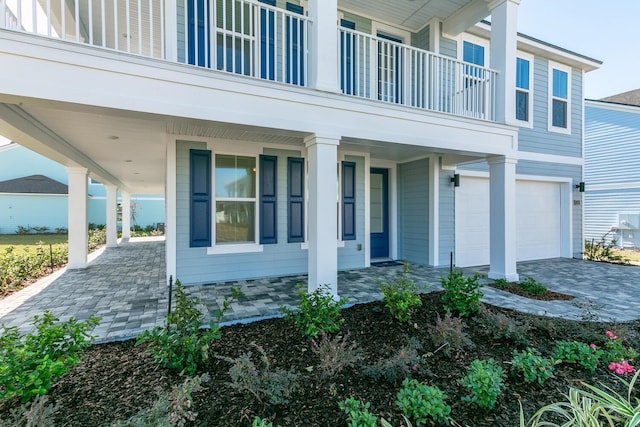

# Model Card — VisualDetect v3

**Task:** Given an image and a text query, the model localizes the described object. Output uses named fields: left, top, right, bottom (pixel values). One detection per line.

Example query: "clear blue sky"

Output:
left=517, top=0, right=639, bottom=100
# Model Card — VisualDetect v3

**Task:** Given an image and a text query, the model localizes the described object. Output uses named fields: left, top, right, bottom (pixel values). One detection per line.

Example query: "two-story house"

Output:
left=0, top=0, right=600, bottom=296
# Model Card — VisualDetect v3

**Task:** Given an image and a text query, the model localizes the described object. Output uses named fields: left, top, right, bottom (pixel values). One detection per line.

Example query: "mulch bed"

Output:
left=488, top=283, right=574, bottom=301
left=2, top=291, right=638, bottom=426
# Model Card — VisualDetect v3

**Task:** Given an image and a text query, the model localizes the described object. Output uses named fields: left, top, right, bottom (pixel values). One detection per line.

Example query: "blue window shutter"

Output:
left=190, top=149, right=211, bottom=247
left=288, top=157, right=305, bottom=243
left=260, top=155, right=278, bottom=244
left=342, top=161, right=356, bottom=241
left=259, top=0, right=276, bottom=80
left=285, top=2, right=305, bottom=86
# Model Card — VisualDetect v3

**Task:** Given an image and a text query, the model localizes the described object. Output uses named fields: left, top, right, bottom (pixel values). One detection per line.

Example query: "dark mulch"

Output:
left=2, top=291, right=638, bottom=426
left=488, top=283, right=574, bottom=301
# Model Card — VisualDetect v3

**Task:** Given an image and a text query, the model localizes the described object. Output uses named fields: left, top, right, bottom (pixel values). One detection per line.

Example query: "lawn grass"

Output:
left=0, top=234, right=68, bottom=253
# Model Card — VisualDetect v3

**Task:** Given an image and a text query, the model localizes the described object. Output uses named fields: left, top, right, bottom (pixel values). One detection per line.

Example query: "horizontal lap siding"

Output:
left=340, top=11, right=372, bottom=34
left=398, top=159, right=429, bottom=264
left=411, top=25, right=429, bottom=50
left=585, top=106, right=640, bottom=185
left=338, top=155, right=366, bottom=269
left=176, top=141, right=307, bottom=285
left=518, top=58, right=582, bottom=157
left=584, top=189, right=640, bottom=245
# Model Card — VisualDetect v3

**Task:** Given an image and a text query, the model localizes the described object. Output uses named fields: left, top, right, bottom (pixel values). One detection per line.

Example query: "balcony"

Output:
left=0, top=0, right=498, bottom=122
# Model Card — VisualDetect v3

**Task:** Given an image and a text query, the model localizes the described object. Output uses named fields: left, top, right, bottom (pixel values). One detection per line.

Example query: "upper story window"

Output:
left=516, top=54, right=533, bottom=126
left=548, top=61, right=571, bottom=134
left=214, top=154, right=256, bottom=244
left=463, top=41, right=485, bottom=66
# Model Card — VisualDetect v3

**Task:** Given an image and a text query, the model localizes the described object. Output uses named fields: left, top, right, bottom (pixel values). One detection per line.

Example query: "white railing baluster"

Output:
left=137, top=0, right=142, bottom=54
left=31, top=0, right=36, bottom=33
left=89, top=0, right=93, bottom=44
left=125, top=0, right=130, bottom=52
left=182, top=0, right=187, bottom=63
left=114, top=0, right=118, bottom=51
left=203, top=0, right=208, bottom=67
left=74, top=0, right=79, bottom=42
left=148, top=0, right=153, bottom=56
left=101, top=0, right=105, bottom=47
left=0, top=0, right=5, bottom=30
left=16, top=0, right=21, bottom=30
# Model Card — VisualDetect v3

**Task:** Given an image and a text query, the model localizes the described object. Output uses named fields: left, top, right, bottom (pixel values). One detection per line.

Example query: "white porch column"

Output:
left=165, top=137, right=177, bottom=285
left=164, top=0, right=178, bottom=62
left=105, top=184, right=118, bottom=248
left=305, top=134, right=339, bottom=296
left=488, top=156, right=519, bottom=282
left=428, top=156, right=440, bottom=266
left=308, top=0, right=339, bottom=92
left=489, top=0, right=519, bottom=125
left=121, top=191, right=131, bottom=240
left=66, top=167, right=88, bottom=269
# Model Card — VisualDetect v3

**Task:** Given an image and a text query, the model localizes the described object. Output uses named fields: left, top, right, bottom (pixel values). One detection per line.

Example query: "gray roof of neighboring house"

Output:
left=599, top=89, right=640, bottom=107
left=0, top=175, right=68, bottom=195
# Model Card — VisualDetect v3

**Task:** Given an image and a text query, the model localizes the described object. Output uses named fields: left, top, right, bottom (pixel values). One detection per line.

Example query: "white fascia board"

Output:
left=585, top=99, right=640, bottom=114
left=1, top=31, right=519, bottom=157
left=0, top=192, right=67, bottom=196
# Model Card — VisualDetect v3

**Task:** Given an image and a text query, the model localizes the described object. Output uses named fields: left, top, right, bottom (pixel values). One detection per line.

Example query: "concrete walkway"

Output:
left=0, top=238, right=638, bottom=343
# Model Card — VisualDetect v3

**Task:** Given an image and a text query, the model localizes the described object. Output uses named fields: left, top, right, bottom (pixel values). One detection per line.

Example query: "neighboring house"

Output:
left=0, top=143, right=165, bottom=234
left=0, top=0, right=600, bottom=293
left=584, top=90, right=640, bottom=248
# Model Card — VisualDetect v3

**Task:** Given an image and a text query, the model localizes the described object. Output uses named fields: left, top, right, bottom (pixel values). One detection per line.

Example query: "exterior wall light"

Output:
left=576, top=182, right=585, bottom=192
left=451, top=174, right=460, bottom=187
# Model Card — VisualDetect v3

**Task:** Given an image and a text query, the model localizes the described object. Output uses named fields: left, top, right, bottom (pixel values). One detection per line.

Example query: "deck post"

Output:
left=488, top=156, right=519, bottom=282
left=67, top=167, right=89, bottom=269
left=305, top=134, right=339, bottom=297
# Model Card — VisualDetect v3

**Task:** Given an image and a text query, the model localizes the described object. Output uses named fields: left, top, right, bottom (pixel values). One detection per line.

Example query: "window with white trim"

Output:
left=516, top=56, right=532, bottom=124
left=548, top=62, right=571, bottom=133
left=214, top=154, right=257, bottom=244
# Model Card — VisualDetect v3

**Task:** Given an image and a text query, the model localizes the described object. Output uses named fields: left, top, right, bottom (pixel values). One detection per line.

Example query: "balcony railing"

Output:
left=339, top=27, right=497, bottom=121
left=0, top=1, right=496, bottom=121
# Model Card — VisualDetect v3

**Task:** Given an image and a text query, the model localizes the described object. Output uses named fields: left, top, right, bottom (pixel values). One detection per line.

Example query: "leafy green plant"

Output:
left=113, top=374, right=208, bottom=427
left=339, top=398, right=378, bottom=427
left=510, top=348, right=555, bottom=385
left=219, top=343, right=299, bottom=405
left=430, top=311, right=475, bottom=356
left=553, top=340, right=603, bottom=372
left=281, top=285, right=347, bottom=339
left=0, top=244, right=68, bottom=296
left=0, top=311, right=100, bottom=402
left=440, top=270, right=483, bottom=317
left=137, top=280, right=241, bottom=375
left=603, top=330, right=638, bottom=366
left=518, top=277, right=547, bottom=297
left=252, top=416, right=279, bottom=427
left=396, top=378, right=451, bottom=425
left=87, top=228, right=107, bottom=253
left=521, top=369, right=640, bottom=427
left=378, top=263, right=423, bottom=322
left=459, top=358, right=506, bottom=410
left=310, top=332, right=362, bottom=378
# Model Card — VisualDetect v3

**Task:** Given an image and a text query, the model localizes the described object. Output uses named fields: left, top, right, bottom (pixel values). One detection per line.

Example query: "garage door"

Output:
left=455, top=177, right=562, bottom=267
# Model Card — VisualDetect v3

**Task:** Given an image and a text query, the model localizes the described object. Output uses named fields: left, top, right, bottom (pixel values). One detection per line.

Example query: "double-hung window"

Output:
left=515, top=54, right=533, bottom=126
left=548, top=61, right=571, bottom=133
left=214, top=154, right=257, bottom=244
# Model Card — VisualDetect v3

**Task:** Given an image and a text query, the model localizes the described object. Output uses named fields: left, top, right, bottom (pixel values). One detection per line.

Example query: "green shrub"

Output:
left=137, top=280, right=241, bottom=375
left=396, top=378, right=451, bottom=425
left=310, top=332, right=362, bottom=378
left=583, top=234, right=626, bottom=263
left=219, top=343, right=299, bottom=405
left=339, top=398, right=378, bottom=427
left=378, top=263, right=423, bottom=322
left=282, top=285, right=347, bottom=339
left=88, top=228, right=106, bottom=252
left=430, top=311, right=475, bottom=356
left=252, top=416, right=277, bottom=427
left=510, top=348, right=555, bottom=385
left=0, top=311, right=100, bottom=402
left=518, top=277, right=547, bottom=296
left=0, top=244, right=68, bottom=295
left=553, top=340, right=602, bottom=372
left=603, top=330, right=639, bottom=365
left=114, top=374, right=208, bottom=427
left=440, top=270, right=483, bottom=317
left=459, top=359, right=505, bottom=410
left=476, top=307, right=530, bottom=346
left=0, top=395, right=59, bottom=427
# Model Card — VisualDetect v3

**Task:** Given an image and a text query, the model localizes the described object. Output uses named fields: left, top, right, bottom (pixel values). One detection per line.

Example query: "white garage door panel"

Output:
left=455, top=177, right=562, bottom=267
left=455, top=177, right=490, bottom=267
left=516, top=181, right=561, bottom=261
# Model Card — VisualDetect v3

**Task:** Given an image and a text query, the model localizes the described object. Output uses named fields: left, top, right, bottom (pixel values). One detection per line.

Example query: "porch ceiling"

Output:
left=339, top=0, right=476, bottom=32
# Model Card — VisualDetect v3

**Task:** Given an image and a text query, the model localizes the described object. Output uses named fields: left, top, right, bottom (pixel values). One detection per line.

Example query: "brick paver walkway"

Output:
left=1, top=238, right=638, bottom=343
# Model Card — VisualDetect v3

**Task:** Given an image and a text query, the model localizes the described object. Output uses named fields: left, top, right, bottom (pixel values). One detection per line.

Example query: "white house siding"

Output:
left=438, top=167, right=456, bottom=266
left=175, top=140, right=366, bottom=285
left=397, top=158, right=429, bottom=264
left=0, top=194, right=68, bottom=233
left=584, top=103, right=640, bottom=247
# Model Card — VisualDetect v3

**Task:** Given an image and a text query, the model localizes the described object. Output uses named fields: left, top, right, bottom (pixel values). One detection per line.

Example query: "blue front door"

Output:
left=370, top=168, right=389, bottom=258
